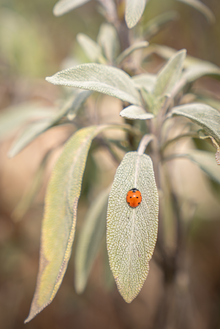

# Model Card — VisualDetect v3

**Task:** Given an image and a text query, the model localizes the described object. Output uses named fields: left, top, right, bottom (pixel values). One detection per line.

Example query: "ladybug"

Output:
left=126, top=188, right=142, bottom=208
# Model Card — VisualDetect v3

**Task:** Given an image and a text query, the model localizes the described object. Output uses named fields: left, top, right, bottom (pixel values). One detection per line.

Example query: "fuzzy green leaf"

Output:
left=176, top=0, right=215, bottom=23
left=46, top=64, right=141, bottom=106
left=77, top=33, right=106, bottom=64
left=125, top=0, right=148, bottom=29
left=154, top=49, right=186, bottom=97
left=107, top=152, right=159, bottom=302
left=143, top=11, right=179, bottom=38
left=74, top=188, right=109, bottom=293
left=120, top=105, right=154, bottom=120
left=132, top=73, right=156, bottom=93
left=172, top=103, right=220, bottom=144
left=97, top=24, right=120, bottom=63
left=53, top=0, right=91, bottom=16
left=183, top=63, right=220, bottom=82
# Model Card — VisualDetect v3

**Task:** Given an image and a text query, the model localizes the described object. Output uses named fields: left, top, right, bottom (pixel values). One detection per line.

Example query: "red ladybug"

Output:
left=126, top=188, right=142, bottom=208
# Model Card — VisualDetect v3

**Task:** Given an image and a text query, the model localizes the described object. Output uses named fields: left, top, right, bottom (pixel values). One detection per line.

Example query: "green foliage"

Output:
left=2, top=0, right=220, bottom=323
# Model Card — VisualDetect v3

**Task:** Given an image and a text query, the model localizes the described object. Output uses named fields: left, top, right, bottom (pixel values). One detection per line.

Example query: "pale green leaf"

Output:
left=116, top=41, right=149, bottom=66
left=176, top=0, right=215, bottom=23
left=120, top=105, right=154, bottom=120
left=183, top=63, right=220, bottom=83
left=143, top=11, right=179, bottom=38
left=77, top=33, right=106, bottom=64
left=0, top=103, right=55, bottom=140
left=172, top=103, right=220, bottom=144
left=46, top=63, right=141, bottom=105
left=97, top=24, right=120, bottom=63
left=74, top=188, right=109, bottom=293
left=154, top=49, right=186, bottom=97
left=107, top=152, right=159, bottom=302
left=125, top=0, right=148, bottom=29
left=25, top=124, right=134, bottom=322
left=67, top=90, right=93, bottom=120
left=53, top=0, right=91, bottom=16
left=175, top=150, right=220, bottom=184
left=132, top=73, right=156, bottom=93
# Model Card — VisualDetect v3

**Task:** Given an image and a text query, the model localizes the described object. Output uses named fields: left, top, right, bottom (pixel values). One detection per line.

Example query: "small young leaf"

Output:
left=120, top=105, right=154, bottom=120
left=176, top=0, right=215, bottom=23
left=116, top=41, right=149, bottom=66
left=125, top=0, right=148, bottom=29
left=67, top=90, right=93, bottom=120
left=74, top=188, right=109, bottom=293
left=25, top=124, right=133, bottom=323
left=172, top=103, right=220, bottom=144
left=107, top=152, right=159, bottom=303
left=77, top=33, right=106, bottom=64
left=154, top=49, right=186, bottom=97
left=132, top=73, right=156, bottom=93
left=46, top=63, right=141, bottom=105
left=97, top=24, right=120, bottom=63
left=53, top=0, right=91, bottom=16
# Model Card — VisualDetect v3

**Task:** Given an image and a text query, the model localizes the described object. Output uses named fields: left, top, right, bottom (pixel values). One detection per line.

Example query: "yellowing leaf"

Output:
left=107, top=152, right=159, bottom=303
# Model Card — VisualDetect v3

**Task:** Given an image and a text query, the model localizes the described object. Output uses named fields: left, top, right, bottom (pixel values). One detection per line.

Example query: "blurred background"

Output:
left=1, top=0, right=220, bottom=328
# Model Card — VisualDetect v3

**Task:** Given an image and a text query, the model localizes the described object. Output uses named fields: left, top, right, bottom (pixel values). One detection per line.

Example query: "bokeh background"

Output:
left=1, top=0, right=220, bottom=328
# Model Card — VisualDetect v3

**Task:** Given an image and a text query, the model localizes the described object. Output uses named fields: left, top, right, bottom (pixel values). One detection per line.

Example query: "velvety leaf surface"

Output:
left=107, top=152, right=159, bottom=302
left=154, top=49, right=186, bottom=97
left=120, top=105, right=154, bottom=120
left=132, top=73, right=156, bottom=93
left=97, top=24, right=120, bottom=63
left=172, top=103, right=220, bottom=144
left=46, top=63, right=141, bottom=105
left=77, top=33, right=106, bottom=64
left=125, top=0, right=148, bottom=28
left=74, top=188, right=109, bottom=293
left=53, top=0, right=90, bottom=16
left=25, top=125, right=110, bottom=323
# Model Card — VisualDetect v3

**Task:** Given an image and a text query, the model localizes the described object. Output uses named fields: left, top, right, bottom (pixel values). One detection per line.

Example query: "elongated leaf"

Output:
left=0, top=103, right=55, bottom=140
left=176, top=0, right=215, bottom=23
left=77, top=33, right=106, bottom=64
left=172, top=103, right=220, bottom=144
left=46, top=63, right=141, bottom=105
left=67, top=90, right=93, bottom=120
left=132, top=73, right=156, bottom=93
left=120, top=105, right=154, bottom=120
left=53, top=0, right=91, bottom=16
left=154, top=49, right=186, bottom=97
left=25, top=124, right=133, bottom=322
left=125, top=0, right=148, bottom=29
left=97, top=24, right=120, bottom=63
left=107, top=152, right=159, bottom=302
left=183, top=63, right=220, bottom=83
left=183, top=150, right=220, bottom=184
left=143, top=11, right=179, bottom=38
left=74, top=188, right=109, bottom=293
left=116, top=41, right=149, bottom=66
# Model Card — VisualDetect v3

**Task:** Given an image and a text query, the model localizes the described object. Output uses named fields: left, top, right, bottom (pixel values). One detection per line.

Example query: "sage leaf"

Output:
left=116, top=41, right=149, bottom=66
left=53, top=0, right=91, bottom=16
left=74, top=188, right=109, bottom=293
left=77, top=33, right=106, bottom=64
left=183, top=63, right=220, bottom=83
left=172, top=103, right=220, bottom=144
left=143, top=11, right=179, bottom=38
left=67, top=90, right=93, bottom=120
left=125, top=0, right=149, bottom=29
left=25, top=124, right=133, bottom=322
left=120, top=105, right=154, bottom=120
left=46, top=63, right=141, bottom=106
left=176, top=0, right=215, bottom=23
left=132, top=74, right=156, bottom=93
left=107, top=152, right=159, bottom=302
left=154, top=49, right=186, bottom=97
left=0, top=103, right=55, bottom=140
left=97, top=24, right=120, bottom=63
